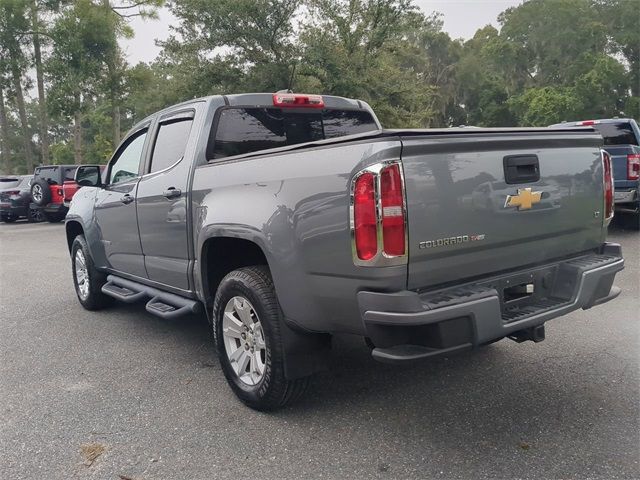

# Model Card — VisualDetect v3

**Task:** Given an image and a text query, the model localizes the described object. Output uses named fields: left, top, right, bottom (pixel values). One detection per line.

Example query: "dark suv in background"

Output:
left=0, top=175, right=43, bottom=223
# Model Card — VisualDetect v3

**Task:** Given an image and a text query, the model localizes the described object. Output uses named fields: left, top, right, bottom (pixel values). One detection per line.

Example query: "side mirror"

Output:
left=75, top=165, right=102, bottom=187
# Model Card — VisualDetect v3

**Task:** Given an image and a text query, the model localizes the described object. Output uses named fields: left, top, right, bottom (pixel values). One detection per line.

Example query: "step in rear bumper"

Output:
left=358, top=243, right=624, bottom=363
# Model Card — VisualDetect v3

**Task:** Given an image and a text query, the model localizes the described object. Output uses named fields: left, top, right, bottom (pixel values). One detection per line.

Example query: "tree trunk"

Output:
left=73, top=92, right=83, bottom=165
left=112, top=99, right=120, bottom=147
left=31, top=0, right=49, bottom=164
left=0, top=89, right=11, bottom=173
left=103, top=0, right=120, bottom=147
left=106, top=52, right=121, bottom=147
left=10, top=61, right=34, bottom=173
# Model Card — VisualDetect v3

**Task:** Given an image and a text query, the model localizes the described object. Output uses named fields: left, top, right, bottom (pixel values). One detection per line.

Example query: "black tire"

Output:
left=27, top=207, right=44, bottom=223
left=44, top=211, right=66, bottom=223
left=1, top=215, right=17, bottom=223
left=213, top=266, right=309, bottom=411
left=31, top=179, right=51, bottom=206
left=71, top=235, right=114, bottom=310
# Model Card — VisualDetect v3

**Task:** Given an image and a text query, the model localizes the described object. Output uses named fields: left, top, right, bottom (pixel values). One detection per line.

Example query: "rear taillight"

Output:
left=353, top=172, right=377, bottom=261
left=380, top=164, right=405, bottom=256
left=351, top=161, right=407, bottom=266
left=602, top=150, right=614, bottom=223
left=272, top=93, right=324, bottom=109
left=7, top=190, right=20, bottom=196
left=627, top=153, right=640, bottom=181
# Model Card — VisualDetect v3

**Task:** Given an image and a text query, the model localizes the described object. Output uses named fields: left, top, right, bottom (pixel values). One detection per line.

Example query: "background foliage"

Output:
left=0, top=0, right=637, bottom=173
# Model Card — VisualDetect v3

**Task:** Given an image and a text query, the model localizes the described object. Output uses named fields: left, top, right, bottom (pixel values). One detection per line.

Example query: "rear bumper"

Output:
left=0, top=205, right=27, bottom=217
left=30, top=202, right=68, bottom=214
left=358, top=243, right=624, bottom=363
left=0, top=204, right=28, bottom=217
left=614, top=188, right=638, bottom=211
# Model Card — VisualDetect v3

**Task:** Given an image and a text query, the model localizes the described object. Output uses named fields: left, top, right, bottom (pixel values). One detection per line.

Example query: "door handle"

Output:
left=120, top=194, right=134, bottom=205
left=503, top=154, right=540, bottom=184
left=162, top=187, right=182, bottom=199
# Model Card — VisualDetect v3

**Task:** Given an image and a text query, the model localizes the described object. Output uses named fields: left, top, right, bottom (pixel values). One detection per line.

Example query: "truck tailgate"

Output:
left=400, top=131, right=606, bottom=291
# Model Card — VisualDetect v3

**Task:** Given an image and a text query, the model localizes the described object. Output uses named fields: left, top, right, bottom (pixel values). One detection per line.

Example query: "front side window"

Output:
left=209, top=108, right=378, bottom=159
left=149, top=119, right=193, bottom=173
left=109, top=130, right=148, bottom=184
left=64, top=167, right=77, bottom=181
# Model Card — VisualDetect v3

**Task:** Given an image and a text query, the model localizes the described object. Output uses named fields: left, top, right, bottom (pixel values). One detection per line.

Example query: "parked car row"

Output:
left=0, top=164, right=103, bottom=223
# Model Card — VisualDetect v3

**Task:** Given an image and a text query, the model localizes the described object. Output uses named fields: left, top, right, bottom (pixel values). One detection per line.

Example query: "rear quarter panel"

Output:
left=192, top=139, right=405, bottom=334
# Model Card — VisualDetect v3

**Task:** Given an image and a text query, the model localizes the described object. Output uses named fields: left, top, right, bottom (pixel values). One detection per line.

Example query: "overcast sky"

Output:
left=120, top=0, right=523, bottom=65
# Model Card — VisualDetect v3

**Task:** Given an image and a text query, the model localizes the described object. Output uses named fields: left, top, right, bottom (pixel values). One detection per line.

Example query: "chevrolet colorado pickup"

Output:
left=66, top=93, right=624, bottom=410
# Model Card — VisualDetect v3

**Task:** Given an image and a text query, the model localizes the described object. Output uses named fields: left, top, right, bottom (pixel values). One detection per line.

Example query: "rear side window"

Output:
left=35, top=166, right=60, bottom=184
left=210, top=108, right=378, bottom=159
left=0, top=178, right=20, bottom=189
left=149, top=119, right=193, bottom=173
left=593, top=122, right=638, bottom=146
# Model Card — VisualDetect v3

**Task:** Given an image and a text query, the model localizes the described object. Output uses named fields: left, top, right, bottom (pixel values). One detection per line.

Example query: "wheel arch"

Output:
left=199, top=233, right=331, bottom=380
left=199, top=234, right=270, bottom=311
left=65, top=220, right=85, bottom=253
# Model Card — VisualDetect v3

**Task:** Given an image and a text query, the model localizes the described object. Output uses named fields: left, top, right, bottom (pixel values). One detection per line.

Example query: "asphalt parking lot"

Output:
left=0, top=216, right=638, bottom=480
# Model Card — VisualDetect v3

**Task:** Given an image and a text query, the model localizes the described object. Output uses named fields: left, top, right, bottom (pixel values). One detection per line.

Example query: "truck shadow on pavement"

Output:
left=98, top=298, right=636, bottom=476
left=609, top=212, right=639, bottom=232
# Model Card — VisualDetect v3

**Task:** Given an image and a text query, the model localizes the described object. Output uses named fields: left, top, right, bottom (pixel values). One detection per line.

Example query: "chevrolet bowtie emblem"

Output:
left=504, top=187, right=542, bottom=210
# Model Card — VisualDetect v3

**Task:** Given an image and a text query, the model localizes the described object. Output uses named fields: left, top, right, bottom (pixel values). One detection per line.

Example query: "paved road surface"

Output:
left=0, top=216, right=638, bottom=479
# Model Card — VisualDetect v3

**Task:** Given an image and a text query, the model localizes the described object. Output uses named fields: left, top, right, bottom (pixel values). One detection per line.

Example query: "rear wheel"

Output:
left=44, top=211, right=66, bottom=223
left=27, top=207, right=44, bottom=223
left=71, top=235, right=113, bottom=310
left=213, top=266, right=309, bottom=410
left=1, top=215, right=17, bottom=223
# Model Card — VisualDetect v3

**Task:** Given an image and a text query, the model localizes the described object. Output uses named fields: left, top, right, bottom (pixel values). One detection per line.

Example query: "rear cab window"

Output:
left=592, top=122, right=639, bottom=146
left=209, top=107, right=378, bottom=159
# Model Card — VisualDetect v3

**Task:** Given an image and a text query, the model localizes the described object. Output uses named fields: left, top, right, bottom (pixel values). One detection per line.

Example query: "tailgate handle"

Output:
left=503, top=154, right=540, bottom=184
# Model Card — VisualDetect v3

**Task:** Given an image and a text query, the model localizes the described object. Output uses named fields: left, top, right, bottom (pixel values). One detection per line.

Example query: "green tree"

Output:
left=0, top=0, right=35, bottom=172
left=596, top=0, right=640, bottom=97
left=47, top=0, right=112, bottom=163
left=508, top=86, right=581, bottom=125
left=162, top=0, right=301, bottom=96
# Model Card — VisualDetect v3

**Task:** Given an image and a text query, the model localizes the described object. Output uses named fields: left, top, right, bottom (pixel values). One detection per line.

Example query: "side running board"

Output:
left=101, top=275, right=200, bottom=319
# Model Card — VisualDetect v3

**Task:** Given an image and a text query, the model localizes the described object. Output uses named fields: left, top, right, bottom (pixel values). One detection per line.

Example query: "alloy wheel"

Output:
left=222, top=296, right=267, bottom=386
left=32, top=184, right=43, bottom=203
left=74, top=249, right=90, bottom=300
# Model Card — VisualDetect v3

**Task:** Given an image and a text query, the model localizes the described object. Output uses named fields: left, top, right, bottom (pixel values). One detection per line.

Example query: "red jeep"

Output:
left=30, top=165, right=102, bottom=222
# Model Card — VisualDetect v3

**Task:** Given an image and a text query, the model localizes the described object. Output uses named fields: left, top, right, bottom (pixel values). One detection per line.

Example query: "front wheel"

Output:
left=213, top=266, right=309, bottom=410
left=71, top=235, right=113, bottom=310
left=1, top=215, right=17, bottom=223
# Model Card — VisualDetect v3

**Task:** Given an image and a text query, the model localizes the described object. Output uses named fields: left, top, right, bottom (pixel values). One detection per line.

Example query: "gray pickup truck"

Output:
left=66, top=93, right=624, bottom=410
